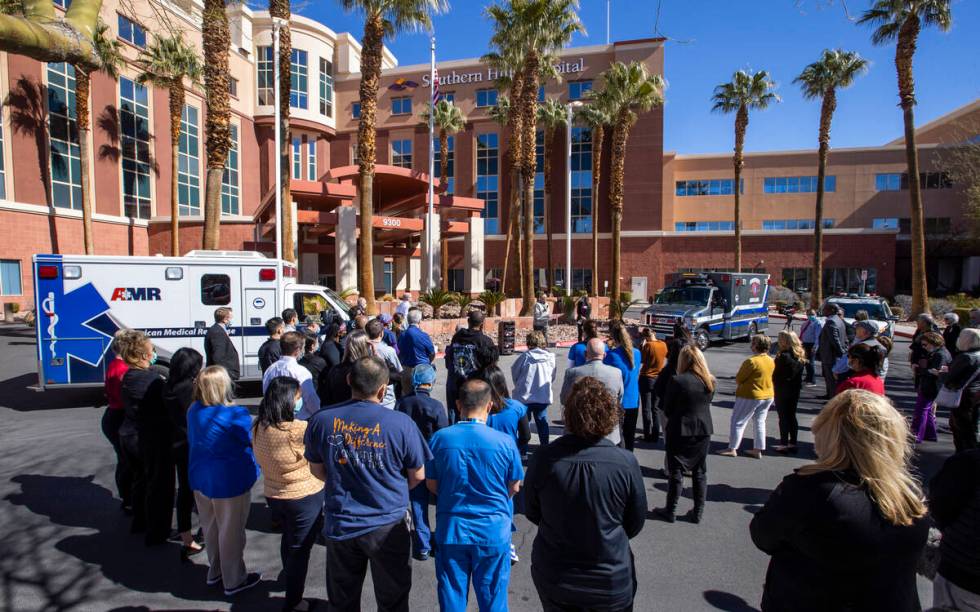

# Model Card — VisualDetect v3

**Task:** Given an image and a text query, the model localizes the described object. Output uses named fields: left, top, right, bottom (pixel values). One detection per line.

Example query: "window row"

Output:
left=257, top=46, right=334, bottom=118
left=291, top=137, right=318, bottom=181
left=761, top=219, right=834, bottom=230
left=675, top=221, right=735, bottom=232
left=482, top=267, right=592, bottom=293
left=873, top=217, right=951, bottom=234
left=42, top=65, right=241, bottom=219
left=763, top=175, right=836, bottom=194
left=875, top=172, right=953, bottom=191
left=675, top=179, right=743, bottom=197
left=781, top=267, right=878, bottom=295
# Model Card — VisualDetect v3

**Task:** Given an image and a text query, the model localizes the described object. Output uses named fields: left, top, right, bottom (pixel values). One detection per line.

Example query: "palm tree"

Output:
left=596, top=61, right=663, bottom=318
left=538, top=97, right=566, bottom=291
left=420, top=98, right=466, bottom=290
left=485, top=94, right=524, bottom=295
left=73, top=20, right=122, bottom=255
left=136, top=34, right=202, bottom=257
left=795, top=49, right=868, bottom=309
left=710, top=70, right=779, bottom=272
left=575, top=100, right=609, bottom=296
left=340, top=0, right=449, bottom=316
left=859, top=0, right=952, bottom=317
left=504, top=0, right=583, bottom=315
left=271, top=0, right=294, bottom=262
left=201, top=0, right=232, bottom=249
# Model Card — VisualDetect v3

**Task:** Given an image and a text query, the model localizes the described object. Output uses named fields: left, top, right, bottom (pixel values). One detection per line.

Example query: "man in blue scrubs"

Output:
left=426, top=379, right=524, bottom=612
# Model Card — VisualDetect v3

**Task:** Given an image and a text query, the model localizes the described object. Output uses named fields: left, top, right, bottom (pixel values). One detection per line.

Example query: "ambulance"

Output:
left=32, top=251, right=350, bottom=388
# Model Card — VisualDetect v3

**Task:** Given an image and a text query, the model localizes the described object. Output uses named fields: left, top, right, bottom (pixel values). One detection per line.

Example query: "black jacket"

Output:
left=298, top=352, right=328, bottom=388
left=258, top=337, right=281, bottom=373
left=395, top=388, right=448, bottom=443
left=818, top=315, right=848, bottom=362
left=930, top=448, right=980, bottom=594
left=119, top=368, right=168, bottom=440
left=662, top=372, right=714, bottom=438
left=204, top=324, right=240, bottom=380
left=318, top=340, right=343, bottom=370
left=919, top=347, right=953, bottom=401
left=445, top=328, right=498, bottom=378
left=525, top=436, right=647, bottom=609
left=162, top=378, right=194, bottom=449
left=773, top=352, right=804, bottom=405
left=941, top=349, right=980, bottom=409
left=319, top=362, right=353, bottom=407
left=750, top=470, right=929, bottom=612
left=944, top=324, right=962, bottom=356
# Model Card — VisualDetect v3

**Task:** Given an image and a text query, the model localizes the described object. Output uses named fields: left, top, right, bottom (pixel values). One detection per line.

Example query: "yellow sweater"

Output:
left=735, top=353, right=775, bottom=400
left=253, top=421, right=324, bottom=500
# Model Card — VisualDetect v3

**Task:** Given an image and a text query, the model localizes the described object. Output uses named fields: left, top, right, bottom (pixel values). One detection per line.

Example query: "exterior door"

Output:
left=243, top=287, right=276, bottom=379
left=630, top=276, right=648, bottom=302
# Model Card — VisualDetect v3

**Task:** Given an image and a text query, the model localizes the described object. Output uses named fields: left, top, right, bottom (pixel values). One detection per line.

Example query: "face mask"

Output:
left=808, top=315, right=817, bottom=321
left=294, top=397, right=304, bottom=415
left=148, top=351, right=158, bottom=366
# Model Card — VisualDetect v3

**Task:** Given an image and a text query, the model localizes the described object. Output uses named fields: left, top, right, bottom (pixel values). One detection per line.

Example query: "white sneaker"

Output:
left=509, top=543, right=519, bottom=564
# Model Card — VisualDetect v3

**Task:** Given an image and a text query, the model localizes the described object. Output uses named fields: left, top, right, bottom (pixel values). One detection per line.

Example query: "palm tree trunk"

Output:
left=520, top=59, right=539, bottom=316
left=201, top=0, right=231, bottom=250
left=733, top=105, right=748, bottom=272
left=591, top=124, right=603, bottom=296
left=897, top=19, right=929, bottom=316
left=439, top=131, right=449, bottom=291
left=356, top=14, right=384, bottom=315
left=544, top=127, right=553, bottom=292
left=74, top=68, right=94, bottom=255
left=609, top=117, right=629, bottom=319
left=811, top=89, right=835, bottom=309
left=271, top=0, right=293, bottom=262
left=169, top=83, right=185, bottom=256
left=502, top=73, right=525, bottom=297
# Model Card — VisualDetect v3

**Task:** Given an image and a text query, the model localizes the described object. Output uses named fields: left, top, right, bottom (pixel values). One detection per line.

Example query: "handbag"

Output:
left=935, top=367, right=980, bottom=409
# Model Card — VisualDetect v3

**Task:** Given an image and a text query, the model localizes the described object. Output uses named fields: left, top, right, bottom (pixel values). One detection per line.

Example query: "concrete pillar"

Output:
left=421, top=212, right=441, bottom=292
left=301, top=251, right=319, bottom=284
left=335, top=205, right=358, bottom=293
left=464, top=215, right=485, bottom=295
left=394, top=257, right=410, bottom=292
left=373, top=255, right=386, bottom=294
left=408, top=257, right=422, bottom=293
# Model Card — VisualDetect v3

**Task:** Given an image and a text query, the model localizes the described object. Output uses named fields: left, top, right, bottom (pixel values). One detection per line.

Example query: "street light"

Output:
left=271, top=16, right=288, bottom=273
left=565, top=100, right=584, bottom=292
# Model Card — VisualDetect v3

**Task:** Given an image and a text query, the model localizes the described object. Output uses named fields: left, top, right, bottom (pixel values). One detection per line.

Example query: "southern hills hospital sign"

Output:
left=420, top=58, right=587, bottom=87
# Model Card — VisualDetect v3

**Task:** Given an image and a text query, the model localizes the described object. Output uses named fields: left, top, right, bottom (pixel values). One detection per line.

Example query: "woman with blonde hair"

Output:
left=750, top=390, right=929, bottom=611
left=772, top=330, right=805, bottom=454
left=102, top=329, right=135, bottom=513
left=653, top=345, right=715, bottom=524
left=604, top=320, right=643, bottom=451
left=187, top=366, right=261, bottom=596
left=720, top=334, right=775, bottom=459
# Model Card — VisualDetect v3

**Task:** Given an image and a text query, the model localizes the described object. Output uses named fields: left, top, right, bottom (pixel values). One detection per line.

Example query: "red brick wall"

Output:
left=147, top=222, right=257, bottom=256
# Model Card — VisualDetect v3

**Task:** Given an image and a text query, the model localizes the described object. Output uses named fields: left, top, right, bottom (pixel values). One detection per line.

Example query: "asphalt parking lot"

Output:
left=0, top=322, right=952, bottom=611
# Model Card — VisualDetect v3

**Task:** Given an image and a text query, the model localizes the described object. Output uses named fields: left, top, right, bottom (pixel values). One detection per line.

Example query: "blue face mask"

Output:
left=808, top=315, right=817, bottom=321
left=149, top=351, right=158, bottom=366
left=294, top=397, right=304, bottom=416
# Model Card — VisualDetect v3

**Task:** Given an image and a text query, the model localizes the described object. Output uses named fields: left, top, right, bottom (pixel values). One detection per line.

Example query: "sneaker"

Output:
left=717, top=449, right=737, bottom=458
left=223, top=572, right=261, bottom=596
left=206, top=575, right=223, bottom=587
left=653, top=507, right=676, bottom=523
left=509, top=544, right=519, bottom=565
left=413, top=550, right=430, bottom=561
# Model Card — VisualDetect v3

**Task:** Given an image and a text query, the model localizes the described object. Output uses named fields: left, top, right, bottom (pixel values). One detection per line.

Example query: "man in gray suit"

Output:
left=818, top=303, right=849, bottom=399
left=561, top=338, right=624, bottom=445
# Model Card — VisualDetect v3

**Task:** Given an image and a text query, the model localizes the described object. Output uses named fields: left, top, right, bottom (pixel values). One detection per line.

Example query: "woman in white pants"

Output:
left=720, top=335, right=775, bottom=459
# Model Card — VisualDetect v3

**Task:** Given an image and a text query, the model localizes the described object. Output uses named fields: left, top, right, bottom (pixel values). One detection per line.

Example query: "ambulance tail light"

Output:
left=260, top=268, right=276, bottom=281
left=38, top=265, right=58, bottom=279
left=720, top=274, right=731, bottom=283
left=283, top=265, right=297, bottom=278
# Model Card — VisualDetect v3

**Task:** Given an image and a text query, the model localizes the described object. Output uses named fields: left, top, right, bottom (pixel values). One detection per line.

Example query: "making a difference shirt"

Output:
left=304, top=399, right=432, bottom=540
left=426, top=421, right=524, bottom=550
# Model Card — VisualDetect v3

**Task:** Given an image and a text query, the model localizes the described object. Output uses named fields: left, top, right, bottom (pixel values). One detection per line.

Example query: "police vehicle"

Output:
left=643, top=272, right=771, bottom=350
left=32, top=251, right=350, bottom=388
left=823, top=294, right=898, bottom=338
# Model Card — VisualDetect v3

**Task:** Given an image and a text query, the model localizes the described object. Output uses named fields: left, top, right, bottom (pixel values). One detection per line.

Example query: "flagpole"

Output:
left=426, top=34, right=436, bottom=291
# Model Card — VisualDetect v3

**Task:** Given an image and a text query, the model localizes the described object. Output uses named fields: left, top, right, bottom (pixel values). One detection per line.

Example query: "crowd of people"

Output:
left=97, top=299, right=980, bottom=611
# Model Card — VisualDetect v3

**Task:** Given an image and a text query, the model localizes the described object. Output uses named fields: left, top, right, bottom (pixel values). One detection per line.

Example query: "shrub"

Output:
left=452, top=292, right=475, bottom=314
left=380, top=294, right=395, bottom=302
left=892, top=294, right=957, bottom=319
left=478, top=290, right=506, bottom=316
left=768, top=285, right=800, bottom=307
left=418, top=289, right=456, bottom=319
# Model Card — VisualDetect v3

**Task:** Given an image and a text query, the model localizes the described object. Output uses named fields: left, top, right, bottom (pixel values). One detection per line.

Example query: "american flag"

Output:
left=432, top=66, right=440, bottom=104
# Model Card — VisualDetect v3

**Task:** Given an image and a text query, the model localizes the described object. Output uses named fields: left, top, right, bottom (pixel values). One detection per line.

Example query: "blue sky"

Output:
left=303, top=0, right=980, bottom=154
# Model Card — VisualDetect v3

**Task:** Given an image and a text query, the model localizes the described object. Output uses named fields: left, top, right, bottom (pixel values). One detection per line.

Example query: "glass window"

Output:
left=571, top=127, right=593, bottom=233
left=476, top=88, right=498, bottom=108
left=53, top=0, right=71, bottom=8
left=873, top=218, right=898, bottom=230
left=47, top=62, right=82, bottom=210
left=221, top=124, right=239, bottom=215
left=875, top=172, right=904, bottom=191
left=256, top=46, right=273, bottom=106
left=447, top=268, right=464, bottom=292
left=675, top=178, right=740, bottom=196
left=391, top=139, right=412, bottom=168
left=433, top=135, right=454, bottom=194
left=178, top=104, right=201, bottom=216
left=538, top=85, right=544, bottom=102
left=383, top=261, right=394, bottom=295
left=0, top=259, right=22, bottom=295
left=762, top=175, right=834, bottom=194
left=534, top=131, right=544, bottom=234
left=290, top=49, right=308, bottom=109
left=391, top=96, right=412, bottom=115
left=120, top=77, right=151, bottom=219
left=569, top=80, right=593, bottom=100
left=675, top=221, right=733, bottom=232
left=201, top=274, right=231, bottom=305
left=117, top=14, right=146, bottom=47
left=781, top=268, right=811, bottom=293
left=441, top=92, right=455, bottom=104
left=228, top=77, right=238, bottom=98
left=319, top=58, right=333, bottom=117
left=307, top=139, right=317, bottom=180
left=477, top=133, right=499, bottom=234
left=292, top=137, right=301, bottom=179
left=352, top=102, right=361, bottom=119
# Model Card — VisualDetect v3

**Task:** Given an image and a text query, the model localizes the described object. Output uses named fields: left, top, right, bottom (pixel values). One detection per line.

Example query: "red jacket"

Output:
left=836, top=372, right=885, bottom=396
left=105, top=357, right=129, bottom=410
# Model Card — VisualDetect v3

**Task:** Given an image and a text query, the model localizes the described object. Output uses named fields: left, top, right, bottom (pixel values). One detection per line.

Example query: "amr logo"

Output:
left=111, top=287, right=162, bottom=301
